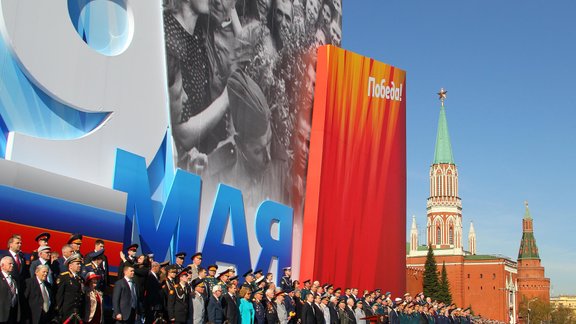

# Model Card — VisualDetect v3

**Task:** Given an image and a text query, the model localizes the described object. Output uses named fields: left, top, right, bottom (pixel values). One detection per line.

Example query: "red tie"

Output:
left=14, top=254, right=21, bottom=271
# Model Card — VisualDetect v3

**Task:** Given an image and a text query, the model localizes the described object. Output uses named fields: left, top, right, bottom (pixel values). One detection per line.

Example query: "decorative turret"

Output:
left=468, top=221, right=476, bottom=255
left=426, top=89, right=463, bottom=252
left=518, top=201, right=539, bottom=260
left=410, top=215, right=418, bottom=253
left=517, top=201, right=550, bottom=304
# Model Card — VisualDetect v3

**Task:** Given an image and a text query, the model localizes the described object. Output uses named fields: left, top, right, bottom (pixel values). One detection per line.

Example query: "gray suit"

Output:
left=192, top=292, right=205, bottom=324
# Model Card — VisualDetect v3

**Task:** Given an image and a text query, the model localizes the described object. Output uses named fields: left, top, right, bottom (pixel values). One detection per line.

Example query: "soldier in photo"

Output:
left=56, top=253, right=85, bottom=322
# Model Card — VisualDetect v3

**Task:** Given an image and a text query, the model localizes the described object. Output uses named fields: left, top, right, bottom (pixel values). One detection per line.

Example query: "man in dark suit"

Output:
left=300, top=293, right=317, bottom=324
left=4, top=235, right=28, bottom=287
left=25, top=264, right=54, bottom=324
left=222, top=282, right=239, bottom=324
left=0, top=256, right=20, bottom=323
left=29, top=246, right=56, bottom=287
left=57, top=244, right=74, bottom=274
left=207, top=284, right=225, bottom=324
left=144, top=261, right=164, bottom=323
left=113, top=264, right=140, bottom=323
left=345, top=298, right=356, bottom=324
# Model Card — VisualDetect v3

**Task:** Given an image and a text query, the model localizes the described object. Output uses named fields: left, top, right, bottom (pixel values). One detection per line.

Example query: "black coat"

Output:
left=113, top=277, right=140, bottom=320
left=3, top=251, right=29, bottom=285
left=145, top=272, right=164, bottom=311
left=222, top=292, right=239, bottom=324
left=328, top=304, right=339, bottom=324
left=0, top=273, right=20, bottom=322
left=344, top=307, right=356, bottom=324
left=167, top=284, right=189, bottom=322
left=301, top=302, right=317, bottom=324
left=24, top=277, right=54, bottom=324
left=313, top=304, right=324, bottom=324
left=265, top=300, right=279, bottom=324
left=56, top=272, right=85, bottom=321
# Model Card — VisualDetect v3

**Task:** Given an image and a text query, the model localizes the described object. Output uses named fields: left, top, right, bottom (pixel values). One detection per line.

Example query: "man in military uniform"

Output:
left=204, top=265, right=219, bottom=296
left=242, top=270, right=255, bottom=289
left=217, top=269, right=230, bottom=294
left=174, top=252, right=186, bottom=269
left=189, top=252, right=202, bottom=280
left=281, top=267, right=293, bottom=291
left=118, top=243, right=138, bottom=279
left=67, top=234, right=83, bottom=257
left=30, top=232, right=50, bottom=262
left=301, top=280, right=312, bottom=300
left=162, top=264, right=178, bottom=312
left=253, top=288, right=266, bottom=324
left=82, top=249, right=106, bottom=291
left=55, top=253, right=85, bottom=322
left=265, top=290, right=279, bottom=324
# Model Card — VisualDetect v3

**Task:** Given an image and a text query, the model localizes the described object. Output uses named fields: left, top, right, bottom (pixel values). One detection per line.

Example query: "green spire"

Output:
left=518, top=201, right=540, bottom=260
left=433, top=89, right=455, bottom=164
left=524, top=200, right=532, bottom=219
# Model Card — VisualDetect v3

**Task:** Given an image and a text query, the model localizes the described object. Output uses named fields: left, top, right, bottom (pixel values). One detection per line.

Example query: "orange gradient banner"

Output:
left=301, top=45, right=406, bottom=294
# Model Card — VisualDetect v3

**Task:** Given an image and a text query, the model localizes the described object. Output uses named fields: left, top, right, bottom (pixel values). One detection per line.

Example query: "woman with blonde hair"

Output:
left=238, top=287, right=255, bottom=324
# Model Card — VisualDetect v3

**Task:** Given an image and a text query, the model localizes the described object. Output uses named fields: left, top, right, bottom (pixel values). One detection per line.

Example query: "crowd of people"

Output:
left=1, top=233, right=495, bottom=324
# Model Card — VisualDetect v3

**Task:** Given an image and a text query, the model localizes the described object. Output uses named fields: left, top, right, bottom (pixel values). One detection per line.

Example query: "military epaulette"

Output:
left=85, top=263, right=92, bottom=266
left=60, top=271, right=69, bottom=276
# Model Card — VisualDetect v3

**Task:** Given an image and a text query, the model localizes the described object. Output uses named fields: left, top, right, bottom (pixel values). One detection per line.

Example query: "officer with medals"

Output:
left=56, top=252, right=85, bottom=322
left=167, top=266, right=191, bottom=323
left=280, top=267, right=293, bottom=292
left=204, top=265, right=219, bottom=296
left=253, top=288, right=266, bottom=324
left=265, top=289, right=280, bottom=324
left=162, top=265, right=179, bottom=312
left=82, top=249, right=107, bottom=291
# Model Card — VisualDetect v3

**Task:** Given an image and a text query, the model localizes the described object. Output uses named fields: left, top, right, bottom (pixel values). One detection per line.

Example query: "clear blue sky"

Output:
left=343, top=1, right=576, bottom=295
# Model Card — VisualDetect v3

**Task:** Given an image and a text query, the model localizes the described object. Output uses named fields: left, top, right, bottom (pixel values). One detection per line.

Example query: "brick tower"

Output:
left=426, top=88, right=463, bottom=252
left=517, top=202, right=550, bottom=303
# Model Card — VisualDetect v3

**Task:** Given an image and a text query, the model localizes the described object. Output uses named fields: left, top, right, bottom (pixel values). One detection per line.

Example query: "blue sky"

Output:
left=343, top=1, right=576, bottom=295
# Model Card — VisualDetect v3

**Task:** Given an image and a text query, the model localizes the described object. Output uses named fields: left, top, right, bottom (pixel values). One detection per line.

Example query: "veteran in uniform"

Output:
left=82, top=249, right=106, bottom=291
left=253, top=288, right=266, bottom=324
left=204, top=265, right=219, bottom=296
left=281, top=267, right=293, bottom=292
left=56, top=253, right=85, bottom=322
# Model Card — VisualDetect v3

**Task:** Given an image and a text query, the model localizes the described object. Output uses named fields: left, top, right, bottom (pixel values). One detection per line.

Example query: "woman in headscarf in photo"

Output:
left=164, top=0, right=230, bottom=167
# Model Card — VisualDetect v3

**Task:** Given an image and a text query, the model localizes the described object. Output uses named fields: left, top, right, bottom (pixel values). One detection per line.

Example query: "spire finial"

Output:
left=437, top=88, right=447, bottom=107
left=525, top=200, right=529, bottom=208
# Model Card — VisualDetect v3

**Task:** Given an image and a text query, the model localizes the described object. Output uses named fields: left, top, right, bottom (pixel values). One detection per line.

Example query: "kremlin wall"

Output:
left=405, top=93, right=550, bottom=323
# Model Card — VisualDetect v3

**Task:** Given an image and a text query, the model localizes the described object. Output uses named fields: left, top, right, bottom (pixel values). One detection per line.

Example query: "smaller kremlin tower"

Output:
left=517, top=201, right=550, bottom=303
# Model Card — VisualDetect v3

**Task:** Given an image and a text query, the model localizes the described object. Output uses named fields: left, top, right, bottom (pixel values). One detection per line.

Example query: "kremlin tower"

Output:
left=407, top=89, right=520, bottom=323
left=517, top=202, right=550, bottom=303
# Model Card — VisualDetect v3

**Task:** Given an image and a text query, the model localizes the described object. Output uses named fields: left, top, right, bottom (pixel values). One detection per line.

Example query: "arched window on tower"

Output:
left=436, top=226, right=441, bottom=245
left=449, top=225, right=454, bottom=245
